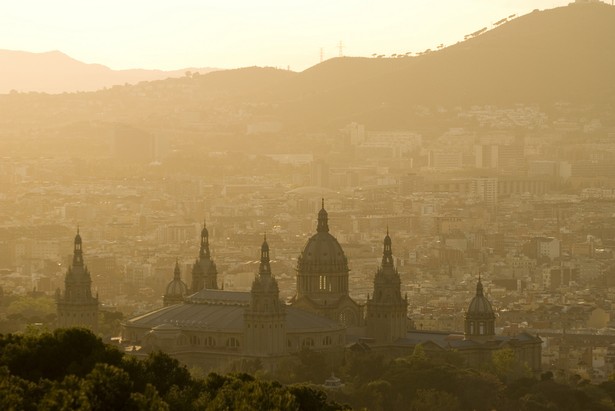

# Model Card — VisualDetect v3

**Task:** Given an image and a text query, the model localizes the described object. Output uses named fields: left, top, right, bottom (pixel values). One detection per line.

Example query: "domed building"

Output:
left=394, top=277, right=542, bottom=371
left=292, top=200, right=363, bottom=326
left=163, top=260, right=189, bottom=307
left=464, top=277, right=496, bottom=338
left=120, top=203, right=541, bottom=374
left=122, top=237, right=345, bottom=372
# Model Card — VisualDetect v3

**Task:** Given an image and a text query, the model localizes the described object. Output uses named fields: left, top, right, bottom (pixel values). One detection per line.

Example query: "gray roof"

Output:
left=127, top=302, right=245, bottom=331
left=186, top=289, right=251, bottom=305
left=396, top=330, right=541, bottom=350
left=126, top=298, right=343, bottom=333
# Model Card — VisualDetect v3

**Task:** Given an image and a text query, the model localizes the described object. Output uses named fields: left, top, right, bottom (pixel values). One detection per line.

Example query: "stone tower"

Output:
left=244, top=236, right=286, bottom=356
left=191, top=220, right=218, bottom=292
left=366, top=231, right=408, bottom=343
left=56, top=230, right=99, bottom=332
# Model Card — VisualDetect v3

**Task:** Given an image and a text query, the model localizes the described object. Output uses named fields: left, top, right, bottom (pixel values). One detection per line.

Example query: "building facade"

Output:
left=122, top=235, right=345, bottom=372
left=121, top=200, right=541, bottom=373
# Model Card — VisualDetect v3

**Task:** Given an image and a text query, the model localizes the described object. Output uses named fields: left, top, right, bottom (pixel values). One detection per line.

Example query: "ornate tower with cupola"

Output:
left=191, top=221, right=218, bottom=292
left=163, top=260, right=188, bottom=307
left=366, top=231, right=408, bottom=343
left=244, top=236, right=286, bottom=356
left=56, top=230, right=99, bottom=332
left=464, top=277, right=496, bottom=339
left=293, top=199, right=362, bottom=326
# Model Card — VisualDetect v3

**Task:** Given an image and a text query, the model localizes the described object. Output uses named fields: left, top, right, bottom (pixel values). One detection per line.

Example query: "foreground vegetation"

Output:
left=3, top=328, right=615, bottom=410
left=0, top=328, right=347, bottom=411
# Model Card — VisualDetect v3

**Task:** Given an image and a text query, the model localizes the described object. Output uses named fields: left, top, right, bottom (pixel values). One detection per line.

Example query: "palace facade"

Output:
left=118, top=201, right=541, bottom=372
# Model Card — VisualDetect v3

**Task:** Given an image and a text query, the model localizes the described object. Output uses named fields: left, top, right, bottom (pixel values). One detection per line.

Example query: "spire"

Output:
left=259, top=234, right=271, bottom=276
left=174, top=259, right=181, bottom=280
left=382, top=229, right=393, bottom=266
left=200, top=220, right=210, bottom=258
left=73, top=228, right=83, bottom=266
left=476, top=275, right=484, bottom=297
left=317, top=198, right=329, bottom=233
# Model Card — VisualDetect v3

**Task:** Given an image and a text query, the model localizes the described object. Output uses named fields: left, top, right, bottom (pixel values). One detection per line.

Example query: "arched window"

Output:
left=226, top=337, right=240, bottom=349
left=323, top=336, right=332, bottom=346
left=302, top=337, right=314, bottom=348
left=206, top=336, right=216, bottom=347
left=479, top=322, right=485, bottom=335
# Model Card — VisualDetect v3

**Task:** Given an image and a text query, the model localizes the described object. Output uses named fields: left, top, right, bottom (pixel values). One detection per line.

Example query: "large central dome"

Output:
left=293, top=199, right=362, bottom=326
left=297, top=201, right=348, bottom=273
left=295, top=200, right=350, bottom=306
left=467, top=280, right=494, bottom=318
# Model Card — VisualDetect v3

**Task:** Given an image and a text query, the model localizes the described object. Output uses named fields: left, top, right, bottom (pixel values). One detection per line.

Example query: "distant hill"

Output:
left=1, top=3, right=614, bottom=131
left=0, top=50, right=218, bottom=93
left=269, top=2, right=615, bottom=128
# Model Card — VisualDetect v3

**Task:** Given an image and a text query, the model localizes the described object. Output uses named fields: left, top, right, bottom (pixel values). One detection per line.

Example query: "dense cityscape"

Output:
left=2, top=1, right=615, bottom=410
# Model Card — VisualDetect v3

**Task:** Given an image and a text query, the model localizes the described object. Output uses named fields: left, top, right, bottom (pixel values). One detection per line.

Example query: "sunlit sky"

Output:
left=1, top=0, right=574, bottom=71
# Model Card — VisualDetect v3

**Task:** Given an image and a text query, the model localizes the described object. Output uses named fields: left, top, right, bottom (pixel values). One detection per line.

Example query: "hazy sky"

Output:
left=1, top=0, right=573, bottom=71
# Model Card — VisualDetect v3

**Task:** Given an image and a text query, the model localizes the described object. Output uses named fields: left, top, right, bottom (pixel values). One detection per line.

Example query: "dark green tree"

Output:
left=82, top=363, right=133, bottom=411
left=141, top=351, right=192, bottom=397
left=39, top=374, right=89, bottom=410
left=129, top=383, right=170, bottom=411
left=410, top=388, right=461, bottom=411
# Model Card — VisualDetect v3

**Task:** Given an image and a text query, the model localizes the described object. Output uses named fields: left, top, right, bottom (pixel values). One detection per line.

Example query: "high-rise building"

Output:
left=472, top=177, right=498, bottom=206
left=310, top=160, right=330, bottom=188
left=475, top=144, right=499, bottom=169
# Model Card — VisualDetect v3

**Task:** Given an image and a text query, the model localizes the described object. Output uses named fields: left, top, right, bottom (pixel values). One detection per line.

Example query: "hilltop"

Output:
left=270, top=2, right=615, bottom=128
left=1, top=3, right=614, bottom=131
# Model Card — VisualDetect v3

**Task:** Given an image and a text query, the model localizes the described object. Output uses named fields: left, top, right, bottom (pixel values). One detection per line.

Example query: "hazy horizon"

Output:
left=1, top=0, right=573, bottom=72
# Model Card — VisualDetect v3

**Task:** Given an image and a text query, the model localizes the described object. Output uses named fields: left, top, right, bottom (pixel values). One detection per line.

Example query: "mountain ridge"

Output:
left=0, top=49, right=218, bottom=94
left=269, top=3, right=615, bottom=128
left=1, top=3, right=614, bottom=131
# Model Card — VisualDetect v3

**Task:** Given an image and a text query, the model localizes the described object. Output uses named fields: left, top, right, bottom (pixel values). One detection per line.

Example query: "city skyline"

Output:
left=1, top=0, right=572, bottom=71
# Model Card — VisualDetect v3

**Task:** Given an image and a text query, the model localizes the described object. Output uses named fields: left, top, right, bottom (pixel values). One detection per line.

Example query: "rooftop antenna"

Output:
left=338, top=41, right=344, bottom=57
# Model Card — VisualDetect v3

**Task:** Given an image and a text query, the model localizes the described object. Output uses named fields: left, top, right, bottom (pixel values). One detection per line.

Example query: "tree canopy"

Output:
left=3, top=329, right=615, bottom=410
